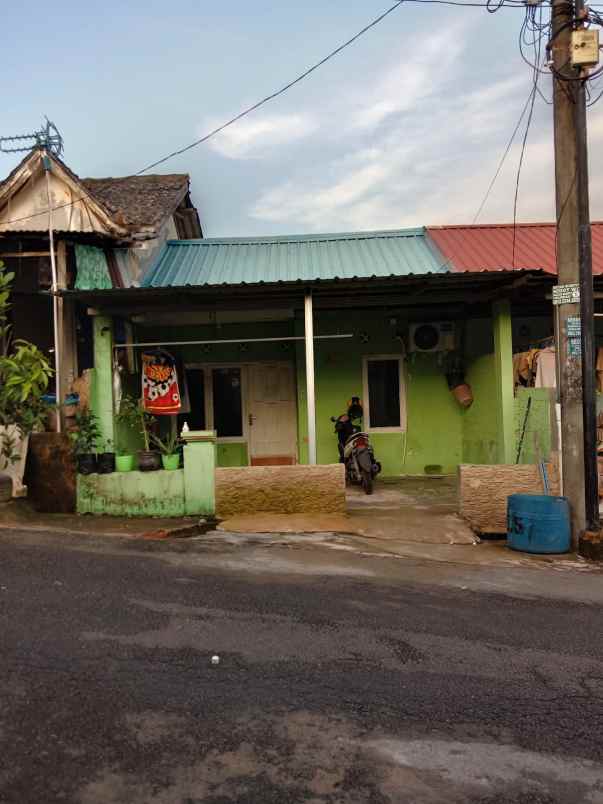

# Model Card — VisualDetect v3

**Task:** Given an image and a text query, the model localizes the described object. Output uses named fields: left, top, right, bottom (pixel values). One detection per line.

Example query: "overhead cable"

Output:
left=472, top=88, right=535, bottom=223
left=512, top=5, right=543, bottom=267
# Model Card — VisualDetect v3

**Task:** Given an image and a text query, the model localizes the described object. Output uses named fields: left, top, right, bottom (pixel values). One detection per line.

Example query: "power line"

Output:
left=138, top=2, right=411, bottom=174
left=2, top=0, right=409, bottom=227
left=512, top=5, right=543, bottom=267
left=512, top=86, right=538, bottom=266
left=405, top=0, right=525, bottom=6
left=472, top=88, right=535, bottom=223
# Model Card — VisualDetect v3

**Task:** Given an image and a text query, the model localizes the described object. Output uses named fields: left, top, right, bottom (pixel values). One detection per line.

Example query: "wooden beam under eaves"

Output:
left=0, top=251, right=51, bottom=258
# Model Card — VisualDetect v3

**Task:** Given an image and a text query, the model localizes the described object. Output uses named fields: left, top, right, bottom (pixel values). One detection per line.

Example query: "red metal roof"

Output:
left=426, top=222, right=603, bottom=275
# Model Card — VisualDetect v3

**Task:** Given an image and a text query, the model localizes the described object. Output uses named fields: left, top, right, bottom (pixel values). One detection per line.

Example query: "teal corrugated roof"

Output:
left=141, top=228, right=447, bottom=288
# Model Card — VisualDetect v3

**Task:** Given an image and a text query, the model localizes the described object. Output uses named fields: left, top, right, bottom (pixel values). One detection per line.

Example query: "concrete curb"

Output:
left=0, top=519, right=214, bottom=541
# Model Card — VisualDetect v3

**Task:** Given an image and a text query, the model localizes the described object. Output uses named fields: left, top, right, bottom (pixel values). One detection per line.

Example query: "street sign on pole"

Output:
left=553, top=284, right=581, bottom=305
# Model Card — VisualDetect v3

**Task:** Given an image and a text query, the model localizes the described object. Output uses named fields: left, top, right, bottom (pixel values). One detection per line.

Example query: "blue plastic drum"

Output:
left=507, top=494, right=571, bottom=554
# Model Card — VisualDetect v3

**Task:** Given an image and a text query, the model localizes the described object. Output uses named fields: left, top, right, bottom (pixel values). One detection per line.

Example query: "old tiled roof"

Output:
left=426, top=222, right=603, bottom=275
left=82, top=174, right=189, bottom=230
left=0, top=150, right=191, bottom=234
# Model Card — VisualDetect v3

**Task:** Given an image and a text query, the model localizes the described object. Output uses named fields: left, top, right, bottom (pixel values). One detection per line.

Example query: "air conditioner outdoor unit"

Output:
left=408, top=321, right=455, bottom=353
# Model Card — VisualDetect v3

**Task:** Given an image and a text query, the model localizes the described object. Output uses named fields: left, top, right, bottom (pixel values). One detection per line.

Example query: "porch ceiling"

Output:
left=60, top=269, right=555, bottom=315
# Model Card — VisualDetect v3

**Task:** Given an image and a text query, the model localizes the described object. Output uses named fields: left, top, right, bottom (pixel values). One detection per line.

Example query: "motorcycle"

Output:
left=331, top=398, right=381, bottom=495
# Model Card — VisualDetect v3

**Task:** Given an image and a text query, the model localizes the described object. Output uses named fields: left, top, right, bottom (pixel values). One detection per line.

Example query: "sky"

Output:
left=3, top=0, right=603, bottom=237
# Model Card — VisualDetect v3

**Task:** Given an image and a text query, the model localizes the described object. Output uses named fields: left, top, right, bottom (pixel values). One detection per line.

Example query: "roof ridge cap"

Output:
left=167, top=227, right=425, bottom=246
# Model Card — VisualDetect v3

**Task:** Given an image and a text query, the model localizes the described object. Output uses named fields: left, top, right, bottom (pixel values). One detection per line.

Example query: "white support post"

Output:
left=304, top=292, right=317, bottom=465
left=44, top=152, right=62, bottom=433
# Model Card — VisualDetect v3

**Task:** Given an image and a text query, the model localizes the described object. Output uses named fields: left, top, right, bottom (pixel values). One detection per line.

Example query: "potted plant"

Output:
left=137, top=403, right=160, bottom=472
left=97, top=438, right=116, bottom=474
left=115, top=394, right=139, bottom=472
left=0, top=261, right=53, bottom=500
left=115, top=452, right=135, bottom=473
left=150, top=431, right=181, bottom=471
left=69, top=409, right=101, bottom=474
left=0, top=430, right=18, bottom=504
left=117, top=396, right=161, bottom=472
left=445, top=352, right=473, bottom=409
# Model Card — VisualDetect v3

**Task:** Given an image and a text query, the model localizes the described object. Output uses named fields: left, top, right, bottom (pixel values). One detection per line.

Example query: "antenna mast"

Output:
left=0, top=118, right=63, bottom=157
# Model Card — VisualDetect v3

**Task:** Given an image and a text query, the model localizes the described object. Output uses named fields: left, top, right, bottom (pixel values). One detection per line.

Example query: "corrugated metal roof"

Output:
left=141, top=228, right=447, bottom=288
left=427, top=222, right=603, bottom=274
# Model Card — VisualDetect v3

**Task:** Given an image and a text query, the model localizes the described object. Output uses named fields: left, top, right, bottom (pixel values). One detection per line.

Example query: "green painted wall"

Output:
left=462, top=352, right=498, bottom=464
left=217, top=442, right=248, bottom=466
left=403, top=353, right=463, bottom=474
left=111, top=321, right=291, bottom=464
left=105, top=310, right=514, bottom=477
left=137, top=320, right=295, bottom=364
left=493, top=300, right=515, bottom=463
left=77, top=434, right=218, bottom=517
left=78, top=470, right=186, bottom=516
left=295, top=312, right=463, bottom=476
left=515, top=388, right=554, bottom=464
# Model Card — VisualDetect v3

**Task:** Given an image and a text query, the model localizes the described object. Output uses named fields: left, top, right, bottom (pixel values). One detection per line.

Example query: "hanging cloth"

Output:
left=535, top=347, right=557, bottom=389
left=142, top=349, right=181, bottom=414
left=74, top=244, right=113, bottom=290
left=113, top=352, right=124, bottom=415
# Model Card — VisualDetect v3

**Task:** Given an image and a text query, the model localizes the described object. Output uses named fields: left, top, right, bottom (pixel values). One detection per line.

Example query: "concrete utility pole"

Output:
left=552, top=0, right=600, bottom=544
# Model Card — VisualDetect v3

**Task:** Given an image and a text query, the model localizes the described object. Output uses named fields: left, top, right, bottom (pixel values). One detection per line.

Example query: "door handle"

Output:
left=248, top=413, right=255, bottom=426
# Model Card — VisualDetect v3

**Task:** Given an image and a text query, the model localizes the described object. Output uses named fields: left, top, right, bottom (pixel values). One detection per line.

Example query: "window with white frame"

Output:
left=362, top=356, right=406, bottom=431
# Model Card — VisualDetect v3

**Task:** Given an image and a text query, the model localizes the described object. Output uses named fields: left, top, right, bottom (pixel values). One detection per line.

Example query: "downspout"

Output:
left=42, top=150, right=62, bottom=433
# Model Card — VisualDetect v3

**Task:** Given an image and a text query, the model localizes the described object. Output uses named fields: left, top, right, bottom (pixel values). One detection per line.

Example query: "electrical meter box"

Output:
left=571, top=29, right=600, bottom=68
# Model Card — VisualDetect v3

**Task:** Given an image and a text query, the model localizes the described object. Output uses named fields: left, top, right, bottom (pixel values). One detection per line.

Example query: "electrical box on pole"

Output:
left=571, top=29, right=600, bottom=68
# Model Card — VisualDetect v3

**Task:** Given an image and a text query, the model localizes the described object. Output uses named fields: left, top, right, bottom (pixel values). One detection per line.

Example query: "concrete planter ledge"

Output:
left=458, top=462, right=561, bottom=535
left=78, top=470, right=187, bottom=517
left=77, top=463, right=345, bottom=518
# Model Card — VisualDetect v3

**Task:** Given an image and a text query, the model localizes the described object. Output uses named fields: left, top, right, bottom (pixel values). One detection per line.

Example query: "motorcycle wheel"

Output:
left=361, top=469, right=373, bottom=495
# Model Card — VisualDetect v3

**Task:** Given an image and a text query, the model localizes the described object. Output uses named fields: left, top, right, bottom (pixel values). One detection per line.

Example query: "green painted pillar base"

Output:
left=182, top=430, right=217, bottom=516
left=92, top=315, right=115, bottom=450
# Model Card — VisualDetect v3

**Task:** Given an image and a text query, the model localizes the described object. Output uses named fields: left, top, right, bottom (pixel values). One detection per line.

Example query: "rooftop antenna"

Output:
left=0, top=117, right=63, bottom=157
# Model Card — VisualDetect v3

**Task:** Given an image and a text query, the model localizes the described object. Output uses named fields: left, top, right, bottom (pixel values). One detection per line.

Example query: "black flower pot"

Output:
left=77, top=453, right=97, bottom=475
left=138, top=450, right=161, bottom=472
left=97, top=452, right=116, bottom=474
left=0, top=473, right=12, bottom=504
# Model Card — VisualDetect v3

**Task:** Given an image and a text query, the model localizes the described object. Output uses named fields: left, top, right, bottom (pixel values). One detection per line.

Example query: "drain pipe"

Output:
left=42, top=150, right=62, bottom=433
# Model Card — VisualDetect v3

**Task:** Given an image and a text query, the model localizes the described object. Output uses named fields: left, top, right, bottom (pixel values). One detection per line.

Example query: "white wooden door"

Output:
left=248, top=362, right=297, bottom=464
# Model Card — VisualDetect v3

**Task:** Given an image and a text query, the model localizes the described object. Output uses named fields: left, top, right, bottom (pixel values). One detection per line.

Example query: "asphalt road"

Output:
left=1, top=528, right=602, bottom=804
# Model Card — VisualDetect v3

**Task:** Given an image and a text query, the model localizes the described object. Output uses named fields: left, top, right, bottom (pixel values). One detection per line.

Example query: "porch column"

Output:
left=182, top=429, right=216, bottom=516
left=92, top=315, right=115, bottom=451
left=493, top=299, right=515, bottom=464
left=304, top=292, right=317, bottom=465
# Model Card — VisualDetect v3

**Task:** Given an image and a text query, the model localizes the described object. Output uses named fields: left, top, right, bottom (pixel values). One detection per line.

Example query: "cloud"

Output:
left=249, top=33, right=603, bottom=232
left=184, top=14, right=603, bottom=234
left=203, top=113, right=317, bottom=159
left=350, top=27, right=466, bottom=130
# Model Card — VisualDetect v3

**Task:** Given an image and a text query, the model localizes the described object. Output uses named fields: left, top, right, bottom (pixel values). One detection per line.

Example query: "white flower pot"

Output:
left=0, top=425, right=29, bottom=498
